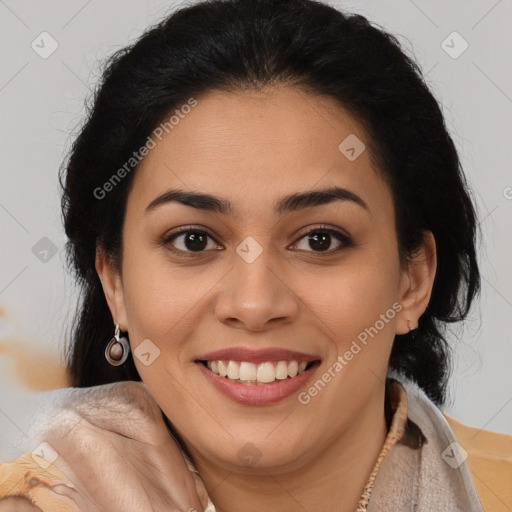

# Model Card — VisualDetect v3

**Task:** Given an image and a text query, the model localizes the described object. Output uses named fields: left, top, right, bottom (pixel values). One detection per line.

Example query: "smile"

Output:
left=203, top=359, right=313, bottom=384
left=196, top=354, right=321, bottom=405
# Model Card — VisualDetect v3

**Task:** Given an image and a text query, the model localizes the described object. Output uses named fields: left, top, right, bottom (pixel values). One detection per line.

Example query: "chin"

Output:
left=200, top=435, right=311, bottom=474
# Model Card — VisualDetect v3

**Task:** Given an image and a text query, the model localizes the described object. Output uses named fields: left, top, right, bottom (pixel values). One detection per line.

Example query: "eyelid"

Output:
left=293, top=223, right=351, bottom=242
left=162, top=224, right=217, bottom=240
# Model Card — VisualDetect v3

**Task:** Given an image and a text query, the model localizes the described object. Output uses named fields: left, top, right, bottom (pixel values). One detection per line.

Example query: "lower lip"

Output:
left=196, top=362, right=320, bottom=405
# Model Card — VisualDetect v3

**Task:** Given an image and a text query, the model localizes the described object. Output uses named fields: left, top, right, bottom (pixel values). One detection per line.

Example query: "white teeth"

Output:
left=217, top=360, right=228, bottom=377
left=239, top=362, right=257, bottom=381
left=275, top=361, right=288, bottom=379
left=227, top=360, right=240, bottom=380
left=204, top=359, right=313, bottom=384
left=287, top=361, right=299, bottom=378
left=257, top=362, right=276, bottom=383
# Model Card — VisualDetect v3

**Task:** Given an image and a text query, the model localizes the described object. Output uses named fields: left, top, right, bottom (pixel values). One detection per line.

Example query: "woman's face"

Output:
left=97, top=86, right=435, bottom=474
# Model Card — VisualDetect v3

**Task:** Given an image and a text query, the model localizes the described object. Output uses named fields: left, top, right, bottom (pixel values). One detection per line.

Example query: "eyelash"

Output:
left=160, top=224, right=354, bottom=257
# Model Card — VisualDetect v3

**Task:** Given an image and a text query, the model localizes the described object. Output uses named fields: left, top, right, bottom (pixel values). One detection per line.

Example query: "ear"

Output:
left=395, top=231, right=437, bottom=335
left=95, top=246, right=129, bottom=331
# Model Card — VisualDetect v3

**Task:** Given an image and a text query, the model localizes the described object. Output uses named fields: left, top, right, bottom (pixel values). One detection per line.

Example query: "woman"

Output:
left=1, top=0, right=510, bottom=510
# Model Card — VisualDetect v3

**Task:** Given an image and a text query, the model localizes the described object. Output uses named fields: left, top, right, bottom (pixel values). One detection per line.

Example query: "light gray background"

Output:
left=0, top=0, right=511, bottom=445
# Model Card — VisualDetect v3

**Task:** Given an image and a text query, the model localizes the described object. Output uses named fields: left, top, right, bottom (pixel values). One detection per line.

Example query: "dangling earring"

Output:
left=105, top=324, right=130, bottom=366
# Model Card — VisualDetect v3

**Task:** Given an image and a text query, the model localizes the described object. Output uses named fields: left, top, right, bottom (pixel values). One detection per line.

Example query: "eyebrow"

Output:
left=145, top=186, right=369, bottom=216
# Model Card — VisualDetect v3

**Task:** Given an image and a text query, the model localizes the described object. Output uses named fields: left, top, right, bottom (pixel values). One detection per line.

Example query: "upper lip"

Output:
left=196, top=347, right=320, bottom=364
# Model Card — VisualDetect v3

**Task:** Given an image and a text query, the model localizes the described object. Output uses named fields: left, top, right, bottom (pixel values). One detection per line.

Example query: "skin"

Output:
left=96, top=85, right=437, bottom=512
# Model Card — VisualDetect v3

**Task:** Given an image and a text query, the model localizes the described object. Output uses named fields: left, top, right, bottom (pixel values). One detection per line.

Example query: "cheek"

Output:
left=120, top=241, right=202, bottom=337
left=307, top=247, right=400, bottom=340
left=304, top=257, right=399, bottom=422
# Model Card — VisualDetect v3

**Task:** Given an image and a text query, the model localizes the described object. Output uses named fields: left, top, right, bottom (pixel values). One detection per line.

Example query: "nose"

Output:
left=214, top=244, right=300, bottom=332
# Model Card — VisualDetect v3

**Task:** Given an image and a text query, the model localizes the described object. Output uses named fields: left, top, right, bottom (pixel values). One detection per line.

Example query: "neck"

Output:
left=191, top=386, right=389, bottom=512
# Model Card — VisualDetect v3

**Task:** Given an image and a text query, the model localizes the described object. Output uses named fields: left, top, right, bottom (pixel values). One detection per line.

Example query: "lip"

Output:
left=196, top=359, right=321, bottom=406
left=197, top=347, right=319, bottom=364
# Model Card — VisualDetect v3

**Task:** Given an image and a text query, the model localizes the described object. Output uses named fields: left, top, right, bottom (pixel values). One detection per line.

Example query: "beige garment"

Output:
left=0, top=379, right=509, bottom=511
left=0, top=381, right=407, bottom=511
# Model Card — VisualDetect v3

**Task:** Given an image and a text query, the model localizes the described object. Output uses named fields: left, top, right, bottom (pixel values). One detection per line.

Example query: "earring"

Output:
left=105, top=324, right=130, bottom=366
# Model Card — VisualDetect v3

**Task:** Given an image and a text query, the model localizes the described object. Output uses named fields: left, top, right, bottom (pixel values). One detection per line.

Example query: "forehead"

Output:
left=127, top=86, right=392, bottom=219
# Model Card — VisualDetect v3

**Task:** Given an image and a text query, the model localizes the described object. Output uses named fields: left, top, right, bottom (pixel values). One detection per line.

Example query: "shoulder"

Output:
left=384, top=370, right=504, bottom=511
left=445, top=413, right=512, bottom=512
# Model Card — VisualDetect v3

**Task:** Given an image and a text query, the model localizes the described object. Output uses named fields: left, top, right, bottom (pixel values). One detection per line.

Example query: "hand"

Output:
left=33, top=381, right=207, bottom=512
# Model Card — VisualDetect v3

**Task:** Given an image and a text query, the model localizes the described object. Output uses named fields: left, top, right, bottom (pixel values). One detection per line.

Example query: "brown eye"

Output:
left=163, top=229, right=219, bottom=253
left=293, top=227, right=353, bottom=254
